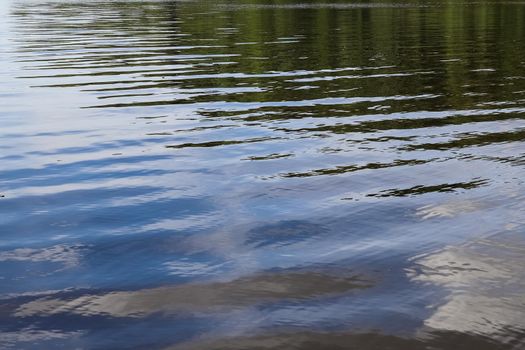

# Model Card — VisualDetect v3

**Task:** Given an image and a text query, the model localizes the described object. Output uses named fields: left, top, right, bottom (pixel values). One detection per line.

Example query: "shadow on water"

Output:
left=164, top=329, right=524, bottom=350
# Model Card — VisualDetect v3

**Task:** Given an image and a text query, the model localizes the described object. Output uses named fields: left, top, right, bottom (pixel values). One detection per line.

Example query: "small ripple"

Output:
left=366, top=179, right=490, bottom=198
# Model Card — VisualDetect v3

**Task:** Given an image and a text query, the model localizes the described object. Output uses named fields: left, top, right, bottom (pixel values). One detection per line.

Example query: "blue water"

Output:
left=1, top=0, right=525, bottom=349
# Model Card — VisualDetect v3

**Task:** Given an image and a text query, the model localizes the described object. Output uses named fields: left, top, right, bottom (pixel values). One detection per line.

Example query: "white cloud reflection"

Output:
left=408, top=232, right=525, bottom=337
left=0, top=244, right=86, bottom=268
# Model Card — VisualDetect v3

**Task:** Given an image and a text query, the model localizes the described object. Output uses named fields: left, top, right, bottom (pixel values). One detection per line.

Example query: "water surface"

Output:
left=1, top=0, right=525, bottom=349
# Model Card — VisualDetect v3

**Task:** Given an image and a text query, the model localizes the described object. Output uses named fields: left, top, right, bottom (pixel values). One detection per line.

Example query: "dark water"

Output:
left=1, top=0, right=525, bottom=348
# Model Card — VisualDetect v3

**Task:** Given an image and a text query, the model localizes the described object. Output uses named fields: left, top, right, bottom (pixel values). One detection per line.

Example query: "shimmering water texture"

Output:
left=1, top=0, right=525, bottom=349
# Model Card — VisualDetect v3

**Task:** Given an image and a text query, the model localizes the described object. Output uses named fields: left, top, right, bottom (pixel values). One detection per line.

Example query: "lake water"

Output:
left=1, top=0, right=525, bottom=349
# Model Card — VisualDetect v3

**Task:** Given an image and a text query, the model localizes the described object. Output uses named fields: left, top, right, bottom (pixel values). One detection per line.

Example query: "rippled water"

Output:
left=1, top=0, right=525, bottom=349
